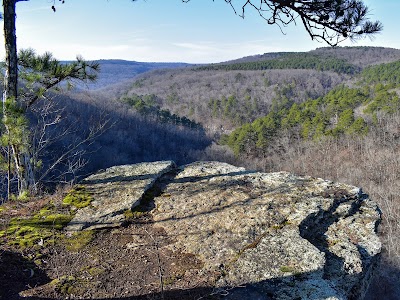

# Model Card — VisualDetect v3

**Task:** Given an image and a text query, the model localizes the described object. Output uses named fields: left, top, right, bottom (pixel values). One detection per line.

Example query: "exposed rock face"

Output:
left=65, top=161, right=175, bottom=231
left=66, top=161, right=381, bottom=299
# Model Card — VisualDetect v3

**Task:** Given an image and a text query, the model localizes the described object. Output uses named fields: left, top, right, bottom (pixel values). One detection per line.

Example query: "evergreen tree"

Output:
left=1, top=48, right=99, bottom=196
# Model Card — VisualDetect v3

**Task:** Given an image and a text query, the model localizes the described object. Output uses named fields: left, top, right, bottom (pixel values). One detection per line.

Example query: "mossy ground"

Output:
left=2, top=206, right=73, bottom=249
left=50, top=275, right=74, bottom=293
left=279, top=265, right=295, bottom=273
left=64, top=230, right=94, bottom=252
left=0, top=185, right=214, bottom=300
left=0, top=185, right=93, bottom=251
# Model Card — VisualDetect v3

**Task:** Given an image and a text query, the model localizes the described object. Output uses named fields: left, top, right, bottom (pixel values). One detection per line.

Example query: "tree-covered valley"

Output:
left=1, top=46, right=400, bottom=299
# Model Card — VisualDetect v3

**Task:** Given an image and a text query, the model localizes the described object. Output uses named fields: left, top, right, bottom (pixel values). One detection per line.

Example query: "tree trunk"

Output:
left=2, top=0, right=33, bottom=196
left=2, top=0, right=18, bottom=103
left=3, top=0, right=18, bottom=197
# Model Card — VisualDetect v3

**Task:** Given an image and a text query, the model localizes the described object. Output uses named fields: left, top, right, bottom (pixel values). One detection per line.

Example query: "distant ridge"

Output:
left=72, top=59, right=191, bottom=90
left=71, top=46, right=400, bottom=90
left=221, top=46, right=400, bottom=68
left=220, top=52, right=291, bottom=64
left=194, top=46, right=400, bottom=75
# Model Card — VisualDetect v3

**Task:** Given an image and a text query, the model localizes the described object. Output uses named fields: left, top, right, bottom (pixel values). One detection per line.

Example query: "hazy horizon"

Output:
left=0, top=0, right=397, bottom=64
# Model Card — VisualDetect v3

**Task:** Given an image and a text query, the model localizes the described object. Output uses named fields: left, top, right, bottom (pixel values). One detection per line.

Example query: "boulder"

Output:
left=66, top=161, right=381, bottom=299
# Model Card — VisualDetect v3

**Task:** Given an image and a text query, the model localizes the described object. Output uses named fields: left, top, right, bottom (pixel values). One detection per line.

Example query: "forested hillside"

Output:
left=25, top=90, right=210, bottom=185
left=120, top=47, right=400, bottom=137
left=197, top=52, right=359, bottom=74
left=310, top=46, right=400, bottom=66
left=221, top=46, right=400, bottom=66
left=124, top=68, right=348, bottom=135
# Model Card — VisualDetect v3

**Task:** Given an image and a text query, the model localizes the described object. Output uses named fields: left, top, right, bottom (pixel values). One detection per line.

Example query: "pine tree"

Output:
left=1, top=48, right=99, bottom=197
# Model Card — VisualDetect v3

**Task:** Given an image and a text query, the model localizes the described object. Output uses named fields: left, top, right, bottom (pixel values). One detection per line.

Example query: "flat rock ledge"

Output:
left=65, top=161, right=176, bottom=231
left=66, top=161, right=381, bottom=299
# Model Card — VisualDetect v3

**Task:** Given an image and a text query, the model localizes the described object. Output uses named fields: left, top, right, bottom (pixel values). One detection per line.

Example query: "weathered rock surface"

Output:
left=66, top=161, right=381, bottom=299
left=65, top=161, right=175, bottom=231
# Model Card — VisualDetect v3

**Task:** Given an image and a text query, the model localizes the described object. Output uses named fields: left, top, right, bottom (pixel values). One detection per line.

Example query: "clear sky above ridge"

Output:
left=1, top=0, right=398, bottom=63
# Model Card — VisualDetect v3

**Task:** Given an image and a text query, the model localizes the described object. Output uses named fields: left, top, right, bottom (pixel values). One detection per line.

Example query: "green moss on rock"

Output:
left=280, top=265, right=295, bottom=273
left=62, top=186, right=93, bottom=209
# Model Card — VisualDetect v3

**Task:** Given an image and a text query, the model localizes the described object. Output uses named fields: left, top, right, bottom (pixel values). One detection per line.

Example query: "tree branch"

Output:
left=182, top=0, right=382, bottom=46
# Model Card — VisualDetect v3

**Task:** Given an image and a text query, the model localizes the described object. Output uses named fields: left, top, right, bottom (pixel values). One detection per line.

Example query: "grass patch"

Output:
left=87, top=267, right=104, bottom=276
left=18, top=190, right=30, bottom=202
left=124, top=209, right=145, bottom=221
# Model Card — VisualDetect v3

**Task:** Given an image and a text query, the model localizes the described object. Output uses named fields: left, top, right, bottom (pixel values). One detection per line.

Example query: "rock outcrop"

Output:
left=66, top=161, right=381, bottom=299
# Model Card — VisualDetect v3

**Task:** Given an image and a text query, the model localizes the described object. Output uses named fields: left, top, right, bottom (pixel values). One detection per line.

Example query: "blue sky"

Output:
left=1, top=0, right=398, bottom=63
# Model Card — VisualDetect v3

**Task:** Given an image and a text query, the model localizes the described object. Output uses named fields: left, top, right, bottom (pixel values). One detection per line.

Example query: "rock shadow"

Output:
left=299, top=189, right=380, bottom=299
left=14, top=267, right=384, bottom=300
left=0, top=250, right=50, bottom=300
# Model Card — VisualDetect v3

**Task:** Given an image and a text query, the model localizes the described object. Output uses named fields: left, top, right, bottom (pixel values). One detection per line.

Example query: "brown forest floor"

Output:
left=0, top=197, right=219, bottom=300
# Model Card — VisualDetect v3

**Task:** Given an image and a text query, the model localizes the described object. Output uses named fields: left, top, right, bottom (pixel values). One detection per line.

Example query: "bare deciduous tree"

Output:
left=28, top=98, right=110, bottom=190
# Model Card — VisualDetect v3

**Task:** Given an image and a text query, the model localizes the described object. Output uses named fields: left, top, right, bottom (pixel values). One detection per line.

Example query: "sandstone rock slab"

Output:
left=65, top=161, right=175, bottom=231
